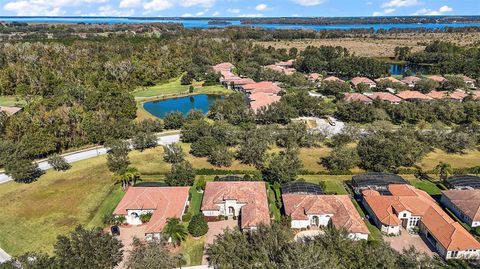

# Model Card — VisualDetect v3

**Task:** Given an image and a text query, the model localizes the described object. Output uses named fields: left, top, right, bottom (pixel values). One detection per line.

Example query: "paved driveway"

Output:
left=203, top=219, right=238, bottom=265
left=113, top=225, right=147, bottom=269
left=0, top=133, right=180, bottom=184
left=383, top=228, right=436, bottom=257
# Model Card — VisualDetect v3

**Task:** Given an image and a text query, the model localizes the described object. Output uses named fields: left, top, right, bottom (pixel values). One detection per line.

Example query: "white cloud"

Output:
left=180, top=0, right=215, bottom=8
left=85, top=5, right=135, bottom=16
left=119, top=0, right=141, bottom=8
left=3, top=0, right=106, bottom=16
left=413, top=5, right=453, bottom=15
left=255, top=4, right=268, bottom=11
left=366, top=1, right=373, bottom=5
left=382, top=0, right=420, bottom=8
left=143, top=0, right=173, bottom=11
left=212, top=11, right=219, bottom=16
left=227, top=8, right=240, bottom=13
left=238, top=13, right=263, bottom=17
left=292, top=0, right=325, bottom=6
left=182, top=12, right=192, bottom=16
left=372, top=8, right=395, bottom=16
left=196, top=11, right=204, bottom=16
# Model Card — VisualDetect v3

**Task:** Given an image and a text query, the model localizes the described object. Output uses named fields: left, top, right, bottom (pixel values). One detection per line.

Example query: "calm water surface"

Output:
left=143, top=94, right=224, bottom=118
left=2, top=17, right=480, bottom=30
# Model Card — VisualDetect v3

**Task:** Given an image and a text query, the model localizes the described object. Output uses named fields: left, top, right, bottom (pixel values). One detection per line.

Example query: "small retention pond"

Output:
left=143, top=94, right=224, bottom=118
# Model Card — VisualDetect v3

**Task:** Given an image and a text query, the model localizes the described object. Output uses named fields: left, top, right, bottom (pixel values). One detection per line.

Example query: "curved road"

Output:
left=0, top=134, right=180, bottom=185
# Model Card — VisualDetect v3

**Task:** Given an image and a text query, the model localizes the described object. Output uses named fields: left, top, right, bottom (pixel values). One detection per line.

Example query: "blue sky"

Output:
left=0, top=0, right=478, bottom=17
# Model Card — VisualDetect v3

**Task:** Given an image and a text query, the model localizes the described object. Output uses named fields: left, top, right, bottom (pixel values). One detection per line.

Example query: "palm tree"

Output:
left=434, top=162, right=453, bottom=182
left=114, top=166, right=141, bottom=190
left=163, top=218, right=187, bottom=245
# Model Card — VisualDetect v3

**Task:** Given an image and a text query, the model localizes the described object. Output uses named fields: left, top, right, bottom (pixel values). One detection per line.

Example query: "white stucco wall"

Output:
left=291, top=220, right=310, bottom=229
left=202, top=200, right=245, bottom=218
left=348, top=233, right=369, bottom=241
left=125, top=209, right=154, bottom=225
left=381, top=224, right=400, bottom=235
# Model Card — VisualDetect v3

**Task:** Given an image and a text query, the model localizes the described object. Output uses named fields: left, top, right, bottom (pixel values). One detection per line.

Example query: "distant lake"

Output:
left=2, top=17, right=480, bottom=30
left=389, top=63, right=431, bottom=75
left=143, top=94, right=224, bottom=118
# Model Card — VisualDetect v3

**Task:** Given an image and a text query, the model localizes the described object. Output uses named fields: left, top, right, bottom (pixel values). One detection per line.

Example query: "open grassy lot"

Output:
left=418, top=149, right=480, bottom=171
left=0, top=156, right=113, bottom=255
left=407, top=178, right=442, bottom=196
left=180, top=236, right=205, bottom=266
left=0, top=96, right=24, bottom=106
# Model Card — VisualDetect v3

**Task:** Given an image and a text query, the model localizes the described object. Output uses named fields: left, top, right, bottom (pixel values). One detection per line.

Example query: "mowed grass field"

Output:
left=0, top=96, right=24, bottom=107
left=1, top=139, right=478, bottom=255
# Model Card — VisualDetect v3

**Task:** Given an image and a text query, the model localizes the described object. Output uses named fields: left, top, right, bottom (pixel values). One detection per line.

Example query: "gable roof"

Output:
left=426, top=90, right=467, bottom=101
left=427, top=75, right=447, bottom=83
left=283, top=193, right=369, bottom=234
left=366, top=92, right=402, bottom=103
left=0, top=106, right=22, bottom=116
left=202, top=181, right=271, bottom=229
left=351, top=77, right=376, bottom=86
left=113, top=187, right=190, bottom=234
left=396, top=90, right=433, bottom=101
left=375, top=77, right=405, bottom=85
left=422, top=206, right=480, bottom=251
left=401, top=76, right=421, bottom=85
left=442, top=190, right=480, bottom=223
left=343, top=93, right=372, bottom=103
left=323, top=76, right=343, bottom=82
left=243, top=81, right=281, bottom=94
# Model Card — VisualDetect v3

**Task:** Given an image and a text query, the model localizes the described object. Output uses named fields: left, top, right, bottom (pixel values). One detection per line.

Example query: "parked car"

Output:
left=111, top=225, right=120, bottom=236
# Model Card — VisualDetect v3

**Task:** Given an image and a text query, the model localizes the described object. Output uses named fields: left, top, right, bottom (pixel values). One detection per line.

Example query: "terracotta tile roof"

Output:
left=422, top=206, right=480, bottom=251
left=365, top=92, right=402, bottom=103
left=375, top=77, right=405, bottom=84
left=401, top=76, right=421, bottom=85
left=364, top=184, right=480, bottom=251
left=213, top=62, right=234, bottom=73
left=343, top=93, right=372, bottom=103
left=243, top=81, right=281, bottom=94
left=396, top=90, right=433, bottom=101
left=250, top=93, right=281, bottom=112
left=427, top=90, right=467, bottom=101
left=307, top=73, right=321, bottom=81
left=323, top=76, right=343, bottom=82
left=201, top=181, right=271, bottom=229
left=283, top=194, right=369, bottom=234
left=442, top=190, right=480, bottom=224
left=0, top=106, right=22, bottom=116
left=428, top=75, right=447, bottom=83
left=275, top=59, right=295, bottom=67
left=362, top=189, right=381, bottom=197
left=351, top=77, right=376, bottom=87
left=113, top=187, right=190, bottom=234
left=462, top=76, right=475, bottom=83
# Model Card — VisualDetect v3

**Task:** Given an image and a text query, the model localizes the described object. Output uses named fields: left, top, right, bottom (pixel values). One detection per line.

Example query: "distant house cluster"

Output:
left=265, top=59, right=296, bottom=76
left=310, top=74, right=479, bottom=103
left=213, top=62, right=283, bottom=112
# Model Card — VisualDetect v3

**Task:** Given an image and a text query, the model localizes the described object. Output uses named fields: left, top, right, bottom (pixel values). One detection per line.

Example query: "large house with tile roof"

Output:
left=343, top=93, right=372, bottom=103
left=395, top=90, right=433, bottom=102
left=0, top=106, right=22, bottom=116
left=201, top=181, right=270, bottom=231
left=362, top=184, right=480, bottom=259
left=364, top=92, right=402, bottom=104
left=113, top=186, right=190, bottom=239
left=441, top=190, right=480, bottom=228
left=351, top=77, right=376, bottom=89
left=283, top=193, right=369, bottom=240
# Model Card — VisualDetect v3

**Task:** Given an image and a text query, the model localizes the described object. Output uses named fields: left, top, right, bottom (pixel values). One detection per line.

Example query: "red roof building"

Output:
left=201, top=181, right=270, bottom=230
left=365, top=92, right=402, bottom=104
left=362, top=184, right=480, bottom=260
left=243, top=81, right=282, bottom=95
left=395, top=90, right=433, bottom=101
left=428, top=75, right=447, bottom=83
left=323, top=76, right=344, bottom=83
left=351, top=77, right=376, bottom=88
left=400, top=76, right=421, bottom=87
left=343, top=93, right=372, bottom=103
left=283, top=193, right=369, bottom=240
left=0, top=106, right=22, bottom=116
left=427, top=90, right=468, bottom=102
left=113, top=187, right=190, bottom=238
left=375, top=77, right=406, bottom=85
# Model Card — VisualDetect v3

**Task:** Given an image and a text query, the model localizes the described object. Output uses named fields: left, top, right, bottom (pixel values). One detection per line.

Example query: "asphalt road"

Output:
left=0, top=134, right=180, bottom=185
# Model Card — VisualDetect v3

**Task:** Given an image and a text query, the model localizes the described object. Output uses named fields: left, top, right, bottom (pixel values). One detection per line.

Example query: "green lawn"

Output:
left=87, top=186, right=125, bottom=228
left=351, top=199, right=382, bottom=242
left=0, top=156, right=114, bottom=255
left=181, top=236, right=205, bottom=266
left=133, top=77, right=230, bottom=100
left=188, top=186, right=204, bottom=216
left=407, top=178, right=442, bottom=196
left=0, top=96, right=24, bottom=106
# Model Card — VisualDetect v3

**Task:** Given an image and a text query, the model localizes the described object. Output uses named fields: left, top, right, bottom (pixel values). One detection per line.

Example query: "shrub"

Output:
left=182, top=212, right=193, bottom=222
left=163, top=143, right=185, bottom=164
left=164, top=112, right=185, bottom=130
left=188, top=214, right=209, bottom=237
left=103, top=214, right=126, bottom=225
left=196, top=176, right=207, bottom=191
left=140, top=212, right=153, bottom=223
left=48, top=154, right=71, bottom=171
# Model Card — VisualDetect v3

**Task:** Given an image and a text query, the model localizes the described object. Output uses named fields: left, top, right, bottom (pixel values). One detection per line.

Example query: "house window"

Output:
left=450, top=251, right=458, bottom=258
left=403, top=213, right=407, bottom=217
